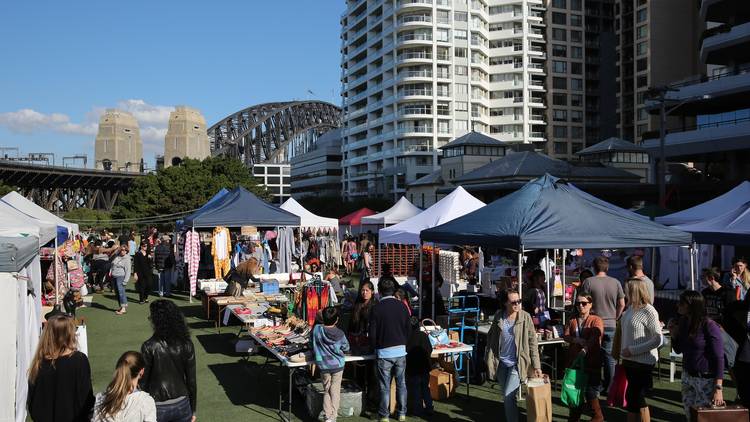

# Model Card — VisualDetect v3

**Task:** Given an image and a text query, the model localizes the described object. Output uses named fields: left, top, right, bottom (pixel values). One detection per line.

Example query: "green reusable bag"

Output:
left=560, top=354, right=588, bottom=408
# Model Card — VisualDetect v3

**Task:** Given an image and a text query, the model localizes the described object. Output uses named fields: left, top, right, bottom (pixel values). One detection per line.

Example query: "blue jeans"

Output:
left=601, top=326, right=616, bottom=392
left=377, top=357, right=407, bottom=418
left=113, top=275, right=127, bottom=307
left=155, top=396, right=192, bottom=422
left=158, top=269, right=173, bottom=296
left=407, top=373, right=433, bottom=416
left=496, top=365, right=520, bottom=422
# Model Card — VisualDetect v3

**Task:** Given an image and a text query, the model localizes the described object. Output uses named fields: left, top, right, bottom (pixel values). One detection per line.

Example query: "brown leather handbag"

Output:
left=690, top=405, right=749, bottom=422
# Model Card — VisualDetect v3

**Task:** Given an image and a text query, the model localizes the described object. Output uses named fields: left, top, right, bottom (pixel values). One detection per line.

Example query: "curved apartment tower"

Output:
left=340, top=0, right=547, bottom=199
left=164, top=106, right=211, bottom=167
left=94, top=109, right=142, bottom=172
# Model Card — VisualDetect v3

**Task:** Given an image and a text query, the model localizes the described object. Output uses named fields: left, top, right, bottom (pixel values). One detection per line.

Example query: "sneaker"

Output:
left=378, top=418, right=389, bottom=422
left=398, top=416, right=406, bottom=422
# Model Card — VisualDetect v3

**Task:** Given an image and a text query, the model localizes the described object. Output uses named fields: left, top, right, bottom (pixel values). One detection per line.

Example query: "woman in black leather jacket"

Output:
left=140, top=300, right=196, bottom=422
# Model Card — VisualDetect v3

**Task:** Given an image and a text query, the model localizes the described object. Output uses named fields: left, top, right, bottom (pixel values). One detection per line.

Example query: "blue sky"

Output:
left=0, top=1, right=343, bottom=166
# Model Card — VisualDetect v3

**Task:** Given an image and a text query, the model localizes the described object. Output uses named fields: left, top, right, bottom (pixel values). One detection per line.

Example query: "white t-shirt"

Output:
left=93, top=391, right=157, bottom=422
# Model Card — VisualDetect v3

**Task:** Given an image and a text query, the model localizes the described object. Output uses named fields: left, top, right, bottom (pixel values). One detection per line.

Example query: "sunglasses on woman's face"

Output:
left=576, top=301, right=590, bottom=306
left=509, top=300, right=522, bottom=305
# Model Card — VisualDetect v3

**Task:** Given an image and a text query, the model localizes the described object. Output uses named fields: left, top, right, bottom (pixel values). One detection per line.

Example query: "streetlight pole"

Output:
left=659, top=97, right=667, bottom=207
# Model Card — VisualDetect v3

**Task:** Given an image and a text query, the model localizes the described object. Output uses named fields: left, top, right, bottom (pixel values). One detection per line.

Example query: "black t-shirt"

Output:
left=702, top=286, right=736, bottom=325
left=27, top=351, right=94, bottom=422
left=406, top=330, right=433, bottom=376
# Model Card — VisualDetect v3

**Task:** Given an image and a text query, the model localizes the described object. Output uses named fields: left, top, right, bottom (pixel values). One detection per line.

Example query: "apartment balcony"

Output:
left=397, top=15, right=433, bottom=27
left=700, top=0, right=750, bottom=25
left=345, top=106, right=367, bottom=120
left=641, top=116, right=750, bottom=158
left=701, top=21, right=750, bottom=65
left=397, top=88, right=433, bottom=100
left=396, top=51, right=433, bottom=64
left=527, top=62, right=546, bottom=74
left=397, top=125, right=434, bottom=136
left=528, top=131, right=547, bottom=142
left=646, top=64, right=750, bottom=116
left=397, top=69, right=433, bottom=82
left=397, top=0, right=433, bottom=11
left=398, top=107, right=433, bottom=118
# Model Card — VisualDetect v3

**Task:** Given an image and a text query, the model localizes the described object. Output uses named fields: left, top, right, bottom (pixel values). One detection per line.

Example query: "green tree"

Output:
left=113, top=157, right=269, bottom=220
left=0, top=183, right=16, bottom=196
left=63, top=208, right=112, bottom=229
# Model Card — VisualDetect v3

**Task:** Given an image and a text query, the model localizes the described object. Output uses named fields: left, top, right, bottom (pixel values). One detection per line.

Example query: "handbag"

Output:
left=561, top=354, right=588, bottom=408
left=421, top=318, right=450, bottom=347
left=607, top=364, right=628, bottom=408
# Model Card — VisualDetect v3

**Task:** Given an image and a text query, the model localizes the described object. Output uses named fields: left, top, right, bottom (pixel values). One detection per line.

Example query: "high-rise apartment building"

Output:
left=615, top=0, right=704, bottom=143
left=340, top=0, right=548, bottom=199
left=94, top=109, right=142, bottom=172
left=544, top=0, right=617, bottom=159
left=164, top=106, right=211, bottom=168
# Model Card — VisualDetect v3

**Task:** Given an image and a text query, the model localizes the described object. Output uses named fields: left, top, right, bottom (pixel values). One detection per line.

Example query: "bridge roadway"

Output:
left=0, top=161, right=141, bottom=212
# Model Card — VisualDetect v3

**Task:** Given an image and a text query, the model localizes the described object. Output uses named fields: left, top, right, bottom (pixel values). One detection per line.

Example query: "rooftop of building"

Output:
left=408, top=170, right=444, bottom=187
left=455, top=151, right=642, bottom=184
left=441, top=131, right=508, bottom=150
left=576, top=137, right=648, bottom=156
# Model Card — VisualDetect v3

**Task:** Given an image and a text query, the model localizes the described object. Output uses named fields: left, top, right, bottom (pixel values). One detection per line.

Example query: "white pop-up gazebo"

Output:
left=656, top=181, right=750, bottom=226
left=2, top=191, right=79, bottom=237
left=280, top=198, right=339, bottom=229
left=360, top=196, right=422, bottom=226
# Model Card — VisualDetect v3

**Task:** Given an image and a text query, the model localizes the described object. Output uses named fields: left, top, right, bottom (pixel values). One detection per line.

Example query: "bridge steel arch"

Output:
left=208, top=100, right=341, bottom=166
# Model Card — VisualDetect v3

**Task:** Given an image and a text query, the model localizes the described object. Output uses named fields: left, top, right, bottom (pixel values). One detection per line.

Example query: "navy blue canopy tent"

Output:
left=420, top=174, right=692, bottom=249
left=176, top=188, right=229, bottom=229
left=675, top=201, right=750, bottom=245
left=182, top=187, right=300, bottom=228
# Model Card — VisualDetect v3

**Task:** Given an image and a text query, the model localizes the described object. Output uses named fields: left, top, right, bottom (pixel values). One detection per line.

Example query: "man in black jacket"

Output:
left=154, top=235, right=175, bottom=297
left=370, top=276, right=411, bottom=421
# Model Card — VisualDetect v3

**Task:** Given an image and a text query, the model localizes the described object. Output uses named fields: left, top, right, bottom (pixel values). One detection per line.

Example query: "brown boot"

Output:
left=589, top=398, right=604, bottom=422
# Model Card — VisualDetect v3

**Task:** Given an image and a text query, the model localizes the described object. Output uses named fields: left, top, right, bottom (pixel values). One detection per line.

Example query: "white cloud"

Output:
left=0, top=99, right=177, bottom=156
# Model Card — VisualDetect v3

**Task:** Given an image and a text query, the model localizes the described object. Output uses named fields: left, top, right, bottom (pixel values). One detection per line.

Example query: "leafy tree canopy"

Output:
left=0, top=183, right=16, bottom=196
left=64, top=208, right=111, bottom=228
left=113, top=157, right=269, bottom=220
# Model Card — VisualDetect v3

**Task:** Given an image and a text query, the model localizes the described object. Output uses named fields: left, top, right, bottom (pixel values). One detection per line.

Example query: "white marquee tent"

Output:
left=280, top=198, right=339, bottom=229
left=360, top=196, right=422, bottom=226
left=656, top=180, right=750, bottom=226
left=0, top=236, right=43, bottom=422
left=2, top=191, right=79, bottom=236
left=0, top=202, right=57, bottom=245
left=379, top=186, right=485, bottom=245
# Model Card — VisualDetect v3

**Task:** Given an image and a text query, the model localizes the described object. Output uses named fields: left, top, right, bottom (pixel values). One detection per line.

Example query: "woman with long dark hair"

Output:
left=669, top=290, right=725, bottom=420
left=140, top=300, right=196, bottom=422
left=27, top=315, right=94, bottom=422
left=348, top=280, right=376, bottom=351
left=133, top=240, right=152, bottom=304
left=94, top=351, right=156, bottom=421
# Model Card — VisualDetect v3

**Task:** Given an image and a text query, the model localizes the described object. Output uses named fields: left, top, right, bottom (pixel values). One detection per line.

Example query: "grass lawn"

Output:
left=79, top=285, right=723, bottom=421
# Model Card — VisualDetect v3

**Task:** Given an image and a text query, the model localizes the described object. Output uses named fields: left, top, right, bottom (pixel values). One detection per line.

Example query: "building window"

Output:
left=571, top=0, right=582, bottom=10
left=571, top=46, right=583, bottom=58
left=571, top=78, right=583, bottom=91
left=552, top=28, right=567, bottom=41
left=571, top=30, right=582, bottom=43
left=571, top=94, right=583, bottom=107
left=552, top=44, right=567, bottom=57
left=455, top=65, right=468, bottom=75
left=553, top=125, right=568, bottom=138
left=571, top=62, right=582, bottom=74
left=636, top=41, right=648, bottom=56
left=553, top=77, right=567, bottom=89
left=552, top=12, right=566, bottom=25
left=637, top=75, right=648, bottom=87
left=554, top=142, right=568, bottom=154
left=455, top=11, right=468, bottom=21
left=455, top=120, right=468, bottom=131
left=553, top=60, right=567, bottom=73
left=636, top=8, right=647, bottom=22
left=553, top=109, right=568, bottom=121
left=571, top=110, right=583, bottom=122
left=572, top=142, right=583, bottom=153
left=571, top=126, right=583, bottom=139
left=455, top=29, right=467, bottom=40
left=553, top=93, right=567, bottom=106
left=636, top=25, right=648, bottom=39
left=455, top=84, right=468, bottom=94
left=570, top=14, right=582, bottom=26
left=436, top=28, right=450, bottom=42
left=636, top=58, right=648, bottom=72
left=455, top=47, right=467, bottom=58
left=552, top=0, right=566, bottom=8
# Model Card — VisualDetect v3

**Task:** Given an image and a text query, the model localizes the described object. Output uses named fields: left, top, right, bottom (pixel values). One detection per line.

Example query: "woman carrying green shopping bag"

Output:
left=563, top=293, right=605, bottom=422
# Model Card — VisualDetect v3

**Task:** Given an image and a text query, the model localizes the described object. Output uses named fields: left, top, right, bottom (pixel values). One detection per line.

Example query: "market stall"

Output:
left=280, top=198, right=340, bottom=271
left=420, top=174, right=694, bottom=309
left=0, top=236, right=43, bottom=422
left=360, top=196, right=422, bottom=227
left=180, top=187, right=301, bottom=299
left=2, top=191, right=79, bottom=241
left=675, top=201, right=750, bottom=245
left=656, top=180, right=750, bottom=226
left=338, top=207, right=376, bottom=236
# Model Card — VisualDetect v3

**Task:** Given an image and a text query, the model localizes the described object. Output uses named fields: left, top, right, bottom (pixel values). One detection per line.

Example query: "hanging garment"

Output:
left=278, top=227, right=294, bottom=273
left=212, top=226, right=231, bottom=279
left=185, top=230, right=201, bottom=296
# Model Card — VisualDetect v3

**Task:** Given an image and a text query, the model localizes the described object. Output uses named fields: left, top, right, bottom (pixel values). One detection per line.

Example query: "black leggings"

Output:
left=623, top=360, right=654, bottom=412
left=136, top=272, right=150, bottom=302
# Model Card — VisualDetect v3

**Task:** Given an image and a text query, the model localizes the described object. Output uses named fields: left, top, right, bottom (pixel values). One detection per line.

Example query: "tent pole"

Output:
left=54, top=237, right=59, bottom=306
left=418, top=241, right=423, bottom=320
left=562, top=249, right=567, bottom=326
left=518, top=245, right=524, bottom=298
left=689, top=242, right=696, bottom=291
left=546, top=249, right=551, bottom=308
left=431, top=245, right=436, bottom=320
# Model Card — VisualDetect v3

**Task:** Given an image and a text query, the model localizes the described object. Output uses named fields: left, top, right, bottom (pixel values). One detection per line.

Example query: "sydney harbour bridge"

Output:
left=0, top=101, right=341, bottom=212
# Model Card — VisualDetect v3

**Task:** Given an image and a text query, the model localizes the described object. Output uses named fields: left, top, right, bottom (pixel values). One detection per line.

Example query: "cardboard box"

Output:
left=429, top=368, right=456, bottom=400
